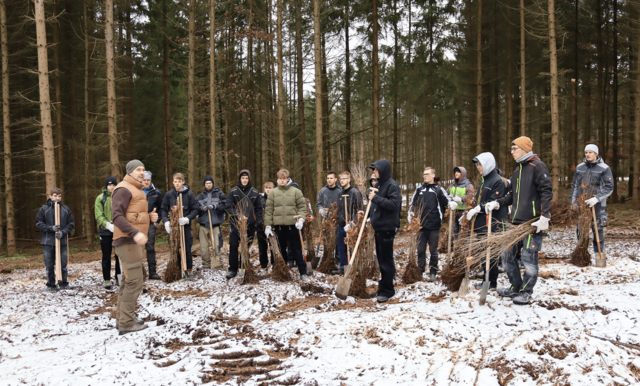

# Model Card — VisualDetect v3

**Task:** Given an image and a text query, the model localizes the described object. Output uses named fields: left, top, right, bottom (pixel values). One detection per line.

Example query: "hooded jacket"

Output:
left=472, top=153, right=509, bottom=234
left=143, top=183, right=163, bottom=223
left=365, top=174, right=378, bottom=200
left=264, top=178, right=306, bottom=226
left=449, top=166, right=475, bottom=211
left=368, top=159, right=402, bottom=231
left=197, top=175, right=227, bottom=228
left=496, top=154, right=553, bottom=225
left=35, top=199, right=75, bottom=246
left=226, top=169, right=263, bottom=226
left=337, top=185, right=363, bottom=227
left=161, top=183, right=199, bottom=224
left=410, top=182, right=450, bottom=230
left=569, top=156, right=613, bottom=226
left=316, top=182, right=343, bottom=213
left=94, top=187, right=114, bottom=236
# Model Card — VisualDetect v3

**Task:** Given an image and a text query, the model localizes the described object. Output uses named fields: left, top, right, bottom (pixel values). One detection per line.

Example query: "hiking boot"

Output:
left=104, top=280, right=113, bottom=289
left=59, top=282, right=69, bottom=289
left=46, top=286, right=58, bottom=293
left=182, top=271, right=197, bottom=281
left=475, top=281, right=497, bottom=291
left=429, top=273, right=437, bottom=282
left=497, top=286, right=519, bottom=298
left=301, top=274, right=308, bottom=281
left=225, top=271, right=237, bottom=279
left=118, top=323, right=149, bottom=336
left=513, top=292, right=532, bottom=305
left=377, top=295, right=391, bottom=303
left=116, top=318, right=144, bottom=329
left=148, top=272, right=162, bottom=280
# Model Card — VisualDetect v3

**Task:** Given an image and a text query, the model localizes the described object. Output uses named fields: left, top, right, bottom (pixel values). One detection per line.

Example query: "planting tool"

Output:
left=294, top=216, right=313, bottom=274
left=592, top=206, right=606, bottom=267
left=447, top=208, right=454, bottom=260
left=178, top=194, right=189, bottom=280
left=479, top=211, right=492, bottom=305
left=336, top=188, right=377, bottom=300
left=54, top=202, right=63, bottom=285
left=207, top=209, right=219, bottom=268
left=459, top=217, right=475, bottom=297
left=343, top=195, right=352, bottom=261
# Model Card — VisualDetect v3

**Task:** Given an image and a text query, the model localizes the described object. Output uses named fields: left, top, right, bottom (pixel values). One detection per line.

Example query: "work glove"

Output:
left=105, top=222, right=115, bottom=233
left=448, top=201, right=458, bottom=210
left=295, top=218, right=304, bottom=230
left=344, top=222, right=354, bottom=232
left=201, top=205, right=208, bottom=212
left=585, top=197, right=599, bottom=208
left=466, top=205, right=481, bottom=221
left=484, top=201, right=500, bottom=214
left=407, top=211, right=414, bottom=224
left=265, top=226, right=273, bottom=238
left=531, top=216, right=550, bottom=233
left=453, top=196, right=462, bottom=203
left=51, top=225, right=60, bottom=232
left=208, top=204, right=215, bottom=210
left=55, top=231, right=64, bottom=240
left=320, top=208, right=329, bottom=218
left=164, top=221, right=172, bottom=234
left=179, top=217, right=189, bottom=226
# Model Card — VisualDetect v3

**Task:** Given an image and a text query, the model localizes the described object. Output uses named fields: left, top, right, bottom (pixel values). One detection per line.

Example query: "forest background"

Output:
left=1, top=0, right=639, bottom=257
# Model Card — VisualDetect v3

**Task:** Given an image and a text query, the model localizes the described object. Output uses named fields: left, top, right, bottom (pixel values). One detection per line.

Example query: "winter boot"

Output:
left=513, top=292, right=532, bottom=305
left=104, top=280, right=113, bottom=289
left=148, top=265, right=162, bottom=281
left=182, top=269, right=197, bottom=281
left=118, top=323, right=149, bottom=336
left=429, top=273, right=437, bottom=282
left=225, top=271, right=237, bottom=279
left=116, top=318, right=144, bottom=329
left=497, top=286, right=519, bottom=298
left=300, top=274, right=308, bottom=281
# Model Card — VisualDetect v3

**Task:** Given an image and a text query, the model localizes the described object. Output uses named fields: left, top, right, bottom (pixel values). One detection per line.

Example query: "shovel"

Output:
left=479, top=211, right=492, bottom=305
left=343, top=195, right=352, bottom=262
left=311, top=218, right=322, bottom=269
left=54, top=202, right=63, bottom=286
left=178, top=194, right=189, bottom=280
left=447, top=208, right=454, bottom=263
left=294, top=216, right=313, bottom=274
left=592, top=206, right=606, bottom=268
left=336, top=188, right=377, bottom=300
left=459, top=217, right=474, bottom=297
left=207, top=209, right=220, bottom=268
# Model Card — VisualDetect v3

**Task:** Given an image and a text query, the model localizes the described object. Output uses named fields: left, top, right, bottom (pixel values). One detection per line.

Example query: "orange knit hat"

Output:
left=512, top=136, right=533, bottom=153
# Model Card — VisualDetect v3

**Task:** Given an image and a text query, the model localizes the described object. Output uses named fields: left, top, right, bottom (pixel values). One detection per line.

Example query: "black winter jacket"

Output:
left=143, top=184, right=163, bottom=224
left=338, top=186, right=363, bottom=227
left=197, top=187, right=227, bottom=228
left=497, top=154, right=553, bottom=225
left=161, top=184, right=199, bottom=223
left=368, top=159, right=402, bottom=231
left=410, top=183, right=450, bottom=230
left=35, top=199, right=75, bottom=246
left=473, top=170, right=509, bottom=234
left=226, top=169, right=263, bottom=227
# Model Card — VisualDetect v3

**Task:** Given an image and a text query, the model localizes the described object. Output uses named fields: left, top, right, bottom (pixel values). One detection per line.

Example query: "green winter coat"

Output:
left=94, top=187, right=113, bottom=234
left=264, top=184, right=306, bottom=226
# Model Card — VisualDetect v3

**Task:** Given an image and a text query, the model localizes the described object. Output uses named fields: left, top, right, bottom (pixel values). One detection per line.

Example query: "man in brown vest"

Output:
left=111, top=159, right=158, bottom=335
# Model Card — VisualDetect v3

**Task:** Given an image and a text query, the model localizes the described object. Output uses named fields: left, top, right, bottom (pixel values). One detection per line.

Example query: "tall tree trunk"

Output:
left=276, top=0, right=285, bottom=168
left=392, top=0, right=398, bottom=172
left=611, top=0, right=619, bottom=201
left=1, top=0, right=15, bottom=255
left=596, top=0, right=604, bottom=146
left=519, top=0, right=526, bottom=136
left=313, top=0, right=323, bottom=190
left=83, top=0, right=94, bottom=243
left=548, top=0, right=560, bottom=197
left=53, top=1, right=64, bottom=193
left=571, top=0, right=578, bottom=168
left=635, top=22, right=640, bottom=205
left=344, top=4, right=352, bottom=166
left=187, top=0, right=195, bottom=186
left=372, top=0, right=380, bottom=160
left=476, top=0, right=482, bottom=154
left=163, top=1, right=172, bottom=190
left=210, top=0, right=217, bottom=178
left=506, top=0, right=513, bottom=163
left=105, top=0, right=120, bottom=179
left=35, top=0, right=57, bottom=192
left=126, top=0, right=133, bottom=158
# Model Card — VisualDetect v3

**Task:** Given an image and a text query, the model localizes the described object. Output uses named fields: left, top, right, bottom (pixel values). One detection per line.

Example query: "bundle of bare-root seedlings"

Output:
left=163, top=206, right=182, bottom=283
left=317, top=203, right=339, bottom=274
left=349, top=161, right=378, bottom=279
left=303, top=198, right=317, bottom=267
left=268, top=234, right=292, bottom=282
left=236, top=211, right=258, bottom=284
left=550, top=195, right=580, bottom=227
left=437, top=208, right=452, bottom=254
left=569, top=196, right=593, bottom=267
left=344, top=215, right=373, bottom=298
left=401, top=203, right=424, bottom=285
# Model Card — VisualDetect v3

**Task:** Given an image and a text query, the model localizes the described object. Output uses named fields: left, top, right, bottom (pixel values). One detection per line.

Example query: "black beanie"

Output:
left=105, top=176, right=117, bottom=188
left=203, top=175, right=214, bottom=186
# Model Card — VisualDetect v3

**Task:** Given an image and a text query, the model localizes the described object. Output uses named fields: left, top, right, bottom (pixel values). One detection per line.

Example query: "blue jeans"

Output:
left=43, top=245, right=68, bottom=287
left=337, top=225, right=348, bottom=268
left=502, top=233, right=541, bottom=294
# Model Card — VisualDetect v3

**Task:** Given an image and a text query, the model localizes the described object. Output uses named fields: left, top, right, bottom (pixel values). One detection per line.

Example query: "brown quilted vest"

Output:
left=113, top=174, right=150, bottom=240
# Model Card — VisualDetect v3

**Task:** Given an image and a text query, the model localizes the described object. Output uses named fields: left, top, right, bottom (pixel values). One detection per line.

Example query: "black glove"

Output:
left=208, top=204, right=215, bottom=210
left=55, top=231, right=64, bottom=239
left=201, top=205, right=208, bottom=212
left=51, top=225, right=60, bottom=232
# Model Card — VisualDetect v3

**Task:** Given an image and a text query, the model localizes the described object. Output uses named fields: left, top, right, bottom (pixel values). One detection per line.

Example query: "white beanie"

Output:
left=144, top=171, right=152, bottom=180
left=584, top=144, right=599, bottom=154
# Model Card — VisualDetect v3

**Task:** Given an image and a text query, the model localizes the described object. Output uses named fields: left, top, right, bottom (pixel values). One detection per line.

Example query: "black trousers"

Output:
left=145, top=223, right=157, bottom=268
left=257, top=227, right=274, bottom=268
left=43, top=245, right=68, bottom=287
left=477, top=233, right=499, bottom=285
left=274, top=225, right=307, bottom=275
left=453, top=211, right=464, bottom=240
left=417, top=228, right=440, bottom=274
left=375, top=230, right=397, bottom=298
left=100, top=235, right=120, bottom=281
left=229, top=223, right=256, bottom=272
left=173, top=224, right=193, bottom=270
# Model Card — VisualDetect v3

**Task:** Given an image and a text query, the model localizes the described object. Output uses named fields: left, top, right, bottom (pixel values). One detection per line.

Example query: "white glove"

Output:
left=295, top=218, right=304, bottom=230
left=344, top=222, right=354, bottom=231
left=448, top=201, right=458, bottom=210
left=178, top=217, right=189, bottom=226
left=407, top=211, right=414, bottom=224
left=453, top=196, right=462, bottom=203
left=466, top=205, right=481, bottom=221
left=320, top=208, right=329, bottom=217
left=265, top=226, right=273, bottom=238
left=531, top=216, right=550, bottom=233
left=585, top=197, right=599, bottom=208
left=164, top=221, right=171, bottom=234
left=458, top=215, right=464, bottom=225
left=485, top=201, right=500, bottom=214
left=105, top=222, right=114, bottom=233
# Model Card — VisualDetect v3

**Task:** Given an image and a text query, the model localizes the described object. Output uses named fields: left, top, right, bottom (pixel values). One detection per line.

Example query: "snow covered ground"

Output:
left=1, top=227, right=639, bottom=386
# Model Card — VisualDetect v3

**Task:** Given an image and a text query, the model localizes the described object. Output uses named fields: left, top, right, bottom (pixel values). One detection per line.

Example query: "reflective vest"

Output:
left=449, top=186, right=468, bottom=210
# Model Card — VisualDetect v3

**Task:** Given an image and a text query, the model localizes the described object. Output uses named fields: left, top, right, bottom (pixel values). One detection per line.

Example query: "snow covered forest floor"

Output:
left=1, top=227, right=639, bottom=386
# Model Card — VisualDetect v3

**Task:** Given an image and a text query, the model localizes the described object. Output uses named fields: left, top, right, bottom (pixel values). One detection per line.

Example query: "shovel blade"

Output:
left=595, top=253, right=607, bottom=268
left=479, top=282, right=489, bottom=305
left=459, top=277, right=470, bottom=297
left=306, top=261, right=313, bottom=274
left=336, top=277, right=352, bottom=300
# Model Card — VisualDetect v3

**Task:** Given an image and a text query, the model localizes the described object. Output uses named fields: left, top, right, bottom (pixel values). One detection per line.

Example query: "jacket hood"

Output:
left=473, top=153, right=496, bottom=176
left=101, top=186, right=112, bottom=196
left=370, top=159, right=392, bottom=184
left=453, top=166, right=468, bottom=182
left=173, top=184, right=191, bottom=194
left=369, top=174, right=378, bottom=188
left=237, top=169, right=252, bottom=188
left=286, top=178, right=294, bottom=187
left=203, top=175, right=215, bottom=187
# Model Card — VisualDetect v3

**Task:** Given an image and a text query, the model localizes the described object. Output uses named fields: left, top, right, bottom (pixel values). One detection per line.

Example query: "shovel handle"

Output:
left=294, top=216, right=307, bottom=261
left=347, top=188, right=377, bottom=272
left=447, top=209, right=454, bottom=257
left=343, top=195, right=351, bottom=261
left=591, top=205, right=603, bottom=254
left=485, top=211, right=492, bottom=282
